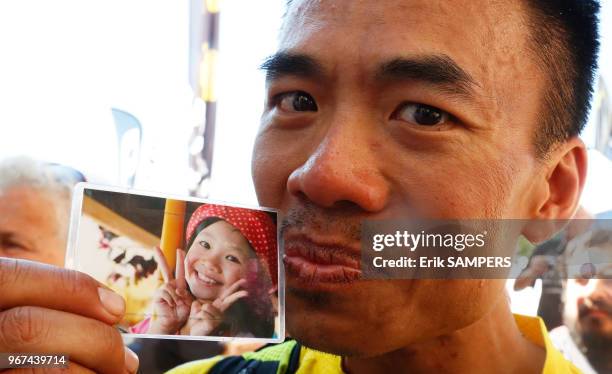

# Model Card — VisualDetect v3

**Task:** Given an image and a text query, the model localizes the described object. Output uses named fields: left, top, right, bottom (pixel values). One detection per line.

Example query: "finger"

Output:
left=0, top=258, right=124, bottom=325
left=154, top=246, right=173, bottom=283
left=190, top=300, right=202, bottom=315
left=202, top=303, right=222, bottom=319
left=4, top=361, right=96, bottom=374
left=175, top=248, right=187, bottom=294
left=198, top=309, right=216, bottom=321
left=163, top=286, right=185, bottom=309
left=0, top=306, right=128, bottom=374
left=219, top=278, right=247, bottom=300
left=268, top=285, right=279, bottom=295
left=158, top=289, right=175, bottom=308
left=124, top=346, right=139, bottom=374
left=218, top=290, right=249, bottom=312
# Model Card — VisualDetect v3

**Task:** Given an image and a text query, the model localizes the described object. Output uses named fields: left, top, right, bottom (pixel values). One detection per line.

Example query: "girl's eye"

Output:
left=276, top=91, right=318, bottom=112
left=225, top=255, right=241, bottom=264
left=199, top=240, right=211, bottom=249
left=391, top=103, right=450, bottom=127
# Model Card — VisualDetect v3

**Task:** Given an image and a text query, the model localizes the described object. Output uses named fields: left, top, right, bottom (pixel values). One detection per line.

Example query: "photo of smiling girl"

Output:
left=130, top=203, right=278, bottom=338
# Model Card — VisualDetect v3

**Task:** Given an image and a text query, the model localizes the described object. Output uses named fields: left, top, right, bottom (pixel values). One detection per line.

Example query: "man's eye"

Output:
left=276, top=91, right=318, bottom=112
left=199, top=240, right=211, bottom=249
left=392, top=103, right=450, bottom=127
left=225, top=255, right=241, bottom=264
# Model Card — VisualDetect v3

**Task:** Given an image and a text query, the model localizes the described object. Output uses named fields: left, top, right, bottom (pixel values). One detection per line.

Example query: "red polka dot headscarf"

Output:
left=186, top=203, right=278, bottom=286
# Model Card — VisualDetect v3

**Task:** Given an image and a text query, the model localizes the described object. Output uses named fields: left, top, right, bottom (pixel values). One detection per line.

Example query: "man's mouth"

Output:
left=579, top=299, right=612, bottom=321
left=580, top=308, right=611, bottom=320
left=283, top=233, right=361, bottom=285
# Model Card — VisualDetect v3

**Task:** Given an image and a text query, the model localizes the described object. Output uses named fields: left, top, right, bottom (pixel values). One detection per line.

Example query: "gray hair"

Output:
left=0, top=156, right=79, bottom=237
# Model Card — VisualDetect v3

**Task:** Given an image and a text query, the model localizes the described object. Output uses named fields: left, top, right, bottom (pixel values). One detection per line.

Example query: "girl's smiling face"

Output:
left=185, top=220, right=253, bottom=300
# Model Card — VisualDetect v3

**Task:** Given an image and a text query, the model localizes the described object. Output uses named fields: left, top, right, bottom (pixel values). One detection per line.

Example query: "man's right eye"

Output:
left=276, top=91, right=318, bottom=112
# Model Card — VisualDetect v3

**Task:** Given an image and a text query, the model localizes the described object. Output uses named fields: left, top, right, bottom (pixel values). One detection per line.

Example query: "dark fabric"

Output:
left=209, top=357, right=279, bottom=374
left=286, top=341, right=301, bottom=373
left=208, top=341, right=301, bottom=374
left=129, top=339, right=224, bottom=374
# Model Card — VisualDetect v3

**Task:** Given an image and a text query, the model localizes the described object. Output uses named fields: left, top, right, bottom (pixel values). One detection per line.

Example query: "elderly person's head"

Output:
left=0, top=157, right=83, bottom=266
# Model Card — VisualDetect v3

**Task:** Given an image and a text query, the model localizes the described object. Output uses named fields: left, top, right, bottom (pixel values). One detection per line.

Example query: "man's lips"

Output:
left=580, top=307, right=611, bottom=320
left=579, top=298, right=612, bottom=320
left=283, top=234, right=361, bottom=284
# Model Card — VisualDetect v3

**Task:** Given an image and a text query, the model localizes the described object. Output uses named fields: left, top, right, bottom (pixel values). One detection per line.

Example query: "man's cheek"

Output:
left=252, top=142, right=297, bottom=207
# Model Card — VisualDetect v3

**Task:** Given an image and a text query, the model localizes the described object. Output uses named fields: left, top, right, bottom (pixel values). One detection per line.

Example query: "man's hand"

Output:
left=514, top=255, right=552, bottom=291
left=149, top=247, right=193, bottom=334
left=0, top=257, right=139, bottom=373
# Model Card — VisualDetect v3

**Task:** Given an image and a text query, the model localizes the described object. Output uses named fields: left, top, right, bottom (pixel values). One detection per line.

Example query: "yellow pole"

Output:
left=160, top=199, right=187, bottom=271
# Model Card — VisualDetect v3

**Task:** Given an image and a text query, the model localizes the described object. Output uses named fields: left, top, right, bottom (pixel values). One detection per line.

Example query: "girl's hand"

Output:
left=149, top=247, right=193, bottom=334
left=185, top=278, right=249, bottom=336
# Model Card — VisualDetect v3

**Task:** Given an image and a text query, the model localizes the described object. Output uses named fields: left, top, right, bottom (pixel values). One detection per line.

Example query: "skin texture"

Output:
left=0, top=257, right=138, bottom=373
left=185, top=220, right=252, bottom=300
left=0, top=186, right=67, bottom=267
left=252, top=0, right=587, bottom=372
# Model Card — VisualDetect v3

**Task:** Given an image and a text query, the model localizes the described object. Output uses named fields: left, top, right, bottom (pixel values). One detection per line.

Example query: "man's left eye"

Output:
left=276, top=91, right=318, bottom=112
left=391, top=103, right=450, bottom=127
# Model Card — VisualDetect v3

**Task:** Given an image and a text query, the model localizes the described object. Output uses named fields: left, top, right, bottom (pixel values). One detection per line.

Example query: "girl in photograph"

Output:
left=131, top=203, right=277, bottom=338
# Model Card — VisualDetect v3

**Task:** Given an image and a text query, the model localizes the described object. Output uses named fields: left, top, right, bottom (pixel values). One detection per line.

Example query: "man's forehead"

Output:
left=280, top=0, right=528, bottom=68
left=277, top=0, right=542, bottom=123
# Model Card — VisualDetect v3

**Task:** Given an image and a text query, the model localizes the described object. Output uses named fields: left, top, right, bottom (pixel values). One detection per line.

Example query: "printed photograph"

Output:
left=70, top=186, right=280, bottom=341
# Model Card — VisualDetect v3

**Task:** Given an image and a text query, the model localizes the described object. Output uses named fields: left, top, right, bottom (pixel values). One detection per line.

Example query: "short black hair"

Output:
left=186, top=216, right=223, bottom=251
left=283, top=0, right=601, bottom=157
left=524, top=0, right=600, bottom=157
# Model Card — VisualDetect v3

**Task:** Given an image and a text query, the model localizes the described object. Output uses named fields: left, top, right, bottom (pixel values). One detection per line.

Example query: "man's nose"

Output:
left=286, top=120, right=389, bottom=212
left=587, top=280, right=612, bottom=304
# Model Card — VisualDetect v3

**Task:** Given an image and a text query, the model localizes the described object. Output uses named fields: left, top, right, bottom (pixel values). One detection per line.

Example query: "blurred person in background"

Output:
left=551, top=264, right=612, bottom=374
left=0, top=156, right=84, bottom=266
left=515, top=207, right=595, bottom=329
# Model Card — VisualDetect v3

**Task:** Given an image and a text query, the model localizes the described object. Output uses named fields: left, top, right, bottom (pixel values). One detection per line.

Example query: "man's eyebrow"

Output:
left=260, top=52, right=324, bottom=81
left=377, top=55, right=479, bottom=97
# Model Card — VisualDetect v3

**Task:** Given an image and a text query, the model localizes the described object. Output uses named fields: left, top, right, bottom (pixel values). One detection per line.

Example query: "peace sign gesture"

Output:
left=148, top=247, right=193, bottom=335
left=183, top=278, right=249, bottom=336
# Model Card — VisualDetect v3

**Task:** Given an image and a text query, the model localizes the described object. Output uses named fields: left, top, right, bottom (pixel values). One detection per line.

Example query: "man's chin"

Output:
left=285, top=285, right=422, bottom=357
left=581, top=329, right=612, bottom=351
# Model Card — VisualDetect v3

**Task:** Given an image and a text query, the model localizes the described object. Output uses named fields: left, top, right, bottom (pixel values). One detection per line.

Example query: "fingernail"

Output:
left=98, top=287, right=125, bottom=317
left=124, top=347, right=139, bottom=374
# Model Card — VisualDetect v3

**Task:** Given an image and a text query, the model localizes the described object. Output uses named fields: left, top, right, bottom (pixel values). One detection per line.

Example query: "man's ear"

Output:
left=522, top=137, right=587, bottom=242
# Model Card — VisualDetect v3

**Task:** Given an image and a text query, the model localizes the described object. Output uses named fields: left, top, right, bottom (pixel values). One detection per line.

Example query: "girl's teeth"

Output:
left=197, top=271, right=219, bottom=285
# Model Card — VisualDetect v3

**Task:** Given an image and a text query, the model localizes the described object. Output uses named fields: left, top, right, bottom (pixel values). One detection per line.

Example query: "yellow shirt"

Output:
left=167, top=314, right=581, bottom=374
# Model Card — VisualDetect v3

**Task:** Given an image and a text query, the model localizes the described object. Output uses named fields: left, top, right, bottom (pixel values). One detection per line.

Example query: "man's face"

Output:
left=253, top=0, right=549, bottom=356
left=565, top=271, right=612, bottom=349
left=0, top=186, right=67, bottom=267
left=577, top=279, right=612, bottom=341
